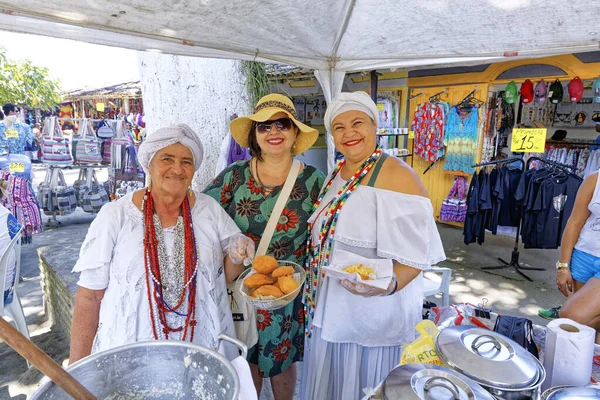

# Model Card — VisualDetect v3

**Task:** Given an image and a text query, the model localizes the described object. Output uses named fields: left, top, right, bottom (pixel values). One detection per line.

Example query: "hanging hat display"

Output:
left=534, top=80, right=547, bottom=104
left=568, top=77, right=584, bottom=102
left=521, top=79, right=534, bottom=104
left=504, top=81, right=518, bottom=104
left=594, top=77, right=600, bottom=103
left=548, top=79, right=564, bottom=104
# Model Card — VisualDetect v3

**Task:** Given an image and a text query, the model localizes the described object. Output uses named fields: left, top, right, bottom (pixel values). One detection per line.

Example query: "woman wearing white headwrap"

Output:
left=69, top=124, right=255, bottom=364
left=300, top=92, right=446, bottom=399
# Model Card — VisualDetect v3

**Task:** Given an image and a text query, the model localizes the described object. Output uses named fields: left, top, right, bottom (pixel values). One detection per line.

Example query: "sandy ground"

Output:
left=0, top=165, right=566, bottom=399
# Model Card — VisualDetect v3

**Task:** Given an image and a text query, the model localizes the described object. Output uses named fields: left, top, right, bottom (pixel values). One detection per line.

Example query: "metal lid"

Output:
left=434, top=326, right=541, bottom=389
left=543, top=386, right=600, bottom=400
left=382, top=363, right=495, bottom=399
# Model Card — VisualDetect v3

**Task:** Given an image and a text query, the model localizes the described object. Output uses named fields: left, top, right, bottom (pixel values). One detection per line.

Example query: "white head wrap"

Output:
left=324, top=91, right=380, bottom=132
left=137, top=124, right=204, bottom=173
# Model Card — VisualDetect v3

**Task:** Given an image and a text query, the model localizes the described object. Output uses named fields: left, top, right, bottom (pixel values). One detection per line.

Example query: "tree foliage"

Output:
left=0, top=48, right=62, bottom=110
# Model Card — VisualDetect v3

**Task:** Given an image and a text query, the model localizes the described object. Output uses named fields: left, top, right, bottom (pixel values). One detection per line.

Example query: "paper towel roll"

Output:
left=542, top=318, right=595, bottom=391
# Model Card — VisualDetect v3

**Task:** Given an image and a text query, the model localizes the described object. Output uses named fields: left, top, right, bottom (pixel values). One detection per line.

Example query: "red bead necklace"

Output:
left=142, top=189, right=198, bottom=341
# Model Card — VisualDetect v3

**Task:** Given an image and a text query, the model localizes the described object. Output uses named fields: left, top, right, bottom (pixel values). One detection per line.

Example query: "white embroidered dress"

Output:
left=73, top=192, right=240, bottom=358
left=301, top=173, right=446, bottom=400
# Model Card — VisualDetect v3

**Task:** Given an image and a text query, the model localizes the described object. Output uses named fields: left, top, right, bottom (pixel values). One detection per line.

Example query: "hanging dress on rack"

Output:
left=443, top=106, right=480, bottom=175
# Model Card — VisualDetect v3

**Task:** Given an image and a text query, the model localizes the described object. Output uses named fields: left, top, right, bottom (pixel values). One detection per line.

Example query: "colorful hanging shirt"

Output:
left=411, top=102, right=445, bottom=162
left=203, top=160, right=325, bottom=378
left=0, top=122, right=35, bottom=155
left=443, top=106, right=480, bottom=175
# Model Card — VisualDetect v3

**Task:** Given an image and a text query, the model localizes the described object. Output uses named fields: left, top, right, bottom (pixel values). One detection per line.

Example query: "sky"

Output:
left=0, top=31, right=140, bottom=92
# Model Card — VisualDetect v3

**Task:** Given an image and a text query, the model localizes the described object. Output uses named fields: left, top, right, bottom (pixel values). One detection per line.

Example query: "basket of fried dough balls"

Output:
left=238, top=255, right=305, bottom=310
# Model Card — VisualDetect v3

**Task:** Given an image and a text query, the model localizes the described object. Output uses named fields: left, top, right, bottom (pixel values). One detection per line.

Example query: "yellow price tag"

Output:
left=5, top=129, right=18, bottom=139
left=408, top=130, right=415, bottom=139
left=96, top=103, right=105, bottom=112
left=9, top=162, right=25, bottom=173
left=376, top=103, right=385, bottom=111
left=511, top=128, right=547, bottom=153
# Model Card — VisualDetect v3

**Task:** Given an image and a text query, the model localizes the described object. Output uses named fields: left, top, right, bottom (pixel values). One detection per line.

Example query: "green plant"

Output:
left=0, top=48, right=62, bottom=110
left=242, top=61, right=270, bottom=107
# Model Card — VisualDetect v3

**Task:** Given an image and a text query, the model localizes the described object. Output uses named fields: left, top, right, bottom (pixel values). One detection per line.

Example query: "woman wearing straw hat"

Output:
left=301, top=92, right=445, bottom=400
left=204, top=94, right=324, bottom=399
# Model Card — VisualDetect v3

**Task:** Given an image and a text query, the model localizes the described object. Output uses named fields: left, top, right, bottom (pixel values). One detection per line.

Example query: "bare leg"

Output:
left=270, top=363, right=297, bottom=400
left=560, top=278, right=600, bottom=331
left=249, top=363, right=263, bottom=398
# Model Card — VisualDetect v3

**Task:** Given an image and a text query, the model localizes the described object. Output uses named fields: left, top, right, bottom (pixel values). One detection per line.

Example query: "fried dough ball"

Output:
left=252, top=255, right=279, bottom=274
left=244, top=273, right=274, bottom=288
left=272, top=266, right=295, bottom=278
left=278, top=276, right=299, bottom=295
left=251, top=285, right=284, bottom=299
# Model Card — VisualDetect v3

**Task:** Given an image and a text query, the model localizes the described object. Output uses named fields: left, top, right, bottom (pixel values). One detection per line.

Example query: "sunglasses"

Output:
left=256, top=118, right=293, bottom=133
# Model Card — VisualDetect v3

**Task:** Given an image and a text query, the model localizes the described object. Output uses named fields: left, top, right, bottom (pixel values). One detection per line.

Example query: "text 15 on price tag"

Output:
left=408, top=130, right=415, bottom=139
left=9, top=162, right=25, bottom=173
left=5, top=129, right=18, bottom=139
left=511, top=128, right=547, bottom=153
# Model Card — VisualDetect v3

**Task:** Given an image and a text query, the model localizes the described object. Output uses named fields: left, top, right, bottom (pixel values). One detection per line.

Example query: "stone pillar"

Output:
left=138, top=53, right=250, bottom=189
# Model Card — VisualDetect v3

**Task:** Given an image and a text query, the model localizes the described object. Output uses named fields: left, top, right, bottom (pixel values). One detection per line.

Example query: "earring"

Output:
left=147, top=176, right=152, bottom=192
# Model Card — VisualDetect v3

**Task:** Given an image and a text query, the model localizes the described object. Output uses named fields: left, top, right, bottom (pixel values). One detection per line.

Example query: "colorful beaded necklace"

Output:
left=142, top=189, right=198, bottom=341
left=304, top=147, right=382, bottom=337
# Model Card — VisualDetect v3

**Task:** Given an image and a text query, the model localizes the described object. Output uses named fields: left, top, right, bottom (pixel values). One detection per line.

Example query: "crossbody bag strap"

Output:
left=256, top=159, right=302, bottom=257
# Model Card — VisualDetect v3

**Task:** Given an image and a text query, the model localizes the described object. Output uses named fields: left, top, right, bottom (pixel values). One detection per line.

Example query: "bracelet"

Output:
left=557, top=267, right=570, bottom=274
left=386, top=277, right=398, bottom=296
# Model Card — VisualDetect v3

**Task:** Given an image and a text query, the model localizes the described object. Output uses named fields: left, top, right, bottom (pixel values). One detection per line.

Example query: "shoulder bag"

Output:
left=229, top=159, right=302, bottom=348
left=41, top=117, right=73, bottom=165
left=75, top=119, right=103, bottom=165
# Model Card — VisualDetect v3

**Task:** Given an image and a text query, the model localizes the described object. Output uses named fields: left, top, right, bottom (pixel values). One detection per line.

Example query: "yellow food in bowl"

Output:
left=344, top=264, right=376, bottom=280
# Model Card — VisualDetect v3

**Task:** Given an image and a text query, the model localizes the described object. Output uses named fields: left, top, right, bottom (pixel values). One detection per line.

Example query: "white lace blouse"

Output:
left=73, top=192, right=241, bottom=358
left=309, top=174, right=446, bottom=347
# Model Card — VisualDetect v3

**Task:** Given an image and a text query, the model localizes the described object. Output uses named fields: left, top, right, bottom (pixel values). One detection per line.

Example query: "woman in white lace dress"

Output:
left=69, top=124, right=255, bottom=364
left=300, top=92, right=446, bottom=400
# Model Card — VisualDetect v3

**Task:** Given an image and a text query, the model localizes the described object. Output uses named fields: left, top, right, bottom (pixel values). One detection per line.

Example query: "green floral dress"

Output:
left=204, top=160, right=325, bottom=377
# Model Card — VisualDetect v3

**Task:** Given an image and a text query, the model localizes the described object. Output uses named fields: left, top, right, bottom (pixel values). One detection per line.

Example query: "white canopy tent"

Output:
left=2, top=0, right=599, bottom=168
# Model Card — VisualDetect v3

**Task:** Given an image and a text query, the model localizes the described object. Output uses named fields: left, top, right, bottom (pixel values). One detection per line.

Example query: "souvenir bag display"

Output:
left=114, top=144, right=145, bottom=199
left=96, top=119, right=115, bottom=139
left=41, top=117, right=73, bottom=165
left=440, top=176, right=468, bottom=222
left=0, top=152, right=32, bottom=180
left=79, top=169, right=110, bottom=213
left=37, top=169, right=76, bottom=215
left=101, top=138, right=112, bottom=164
left=74, top=119, right=102, bottom=165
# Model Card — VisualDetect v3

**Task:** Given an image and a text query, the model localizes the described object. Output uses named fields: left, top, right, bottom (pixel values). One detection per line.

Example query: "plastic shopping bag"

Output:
left=400, top=320, right=443, bottom=366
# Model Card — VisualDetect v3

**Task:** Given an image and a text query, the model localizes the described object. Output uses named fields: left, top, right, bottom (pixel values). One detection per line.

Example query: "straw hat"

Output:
left=230, top=94, right=319, bottom=155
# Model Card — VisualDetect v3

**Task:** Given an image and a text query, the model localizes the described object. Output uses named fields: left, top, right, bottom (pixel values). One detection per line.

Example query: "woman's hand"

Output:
left=228, top=234, right=255, bottom=265
left=556, top=268, right=574, bottom=297
left=338, top=275, right=397, bottom=297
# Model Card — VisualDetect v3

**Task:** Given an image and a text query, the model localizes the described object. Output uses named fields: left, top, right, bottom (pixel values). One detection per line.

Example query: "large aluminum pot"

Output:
left=435, top=326, right=545, bottom=400
left=31, top=334, right=247, bottom=400
left=381, top=363, right=495, bottom=399
left=542, top=385, right=600, bottom=399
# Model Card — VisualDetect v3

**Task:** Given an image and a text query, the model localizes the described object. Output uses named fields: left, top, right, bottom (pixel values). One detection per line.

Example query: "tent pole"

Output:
left=370, top=70, right=378, bottom=102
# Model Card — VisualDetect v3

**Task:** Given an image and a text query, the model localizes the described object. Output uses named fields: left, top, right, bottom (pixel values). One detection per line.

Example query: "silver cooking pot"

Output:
left=542, top=385, right=600, bottom=399
left=30, top=334, right=247, bottom=399
left=435, top=326, right=545, bottom=400
left=381, top=363, right=495, bottom=399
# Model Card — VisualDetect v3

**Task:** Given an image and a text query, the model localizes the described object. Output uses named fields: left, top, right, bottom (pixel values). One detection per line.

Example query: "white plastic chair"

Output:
left=0, top=229, right=30, bottom=343
left=423, top=266, right=452, bottom=307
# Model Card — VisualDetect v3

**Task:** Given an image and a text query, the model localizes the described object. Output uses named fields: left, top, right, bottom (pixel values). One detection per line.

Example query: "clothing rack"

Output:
left=471, top=157, right=546, bottom=281
left=525, top=156, right=579, bottom=175
left=409, top=91, right=424, bottom=101
left=57, top=118, right=106, bottom=122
